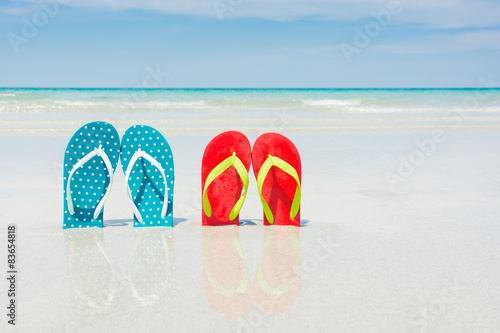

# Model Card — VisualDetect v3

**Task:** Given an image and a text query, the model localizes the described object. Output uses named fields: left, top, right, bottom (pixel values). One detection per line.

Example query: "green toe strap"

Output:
left=256, top=155, right=301, bottom=224
left=203, top=153, right=249, bottom=221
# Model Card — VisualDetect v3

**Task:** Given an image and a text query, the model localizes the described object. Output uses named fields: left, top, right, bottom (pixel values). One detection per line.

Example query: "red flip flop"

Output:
left=202, top=131, right=251, bottom=226
left=252, top=133, right=302, bottom=227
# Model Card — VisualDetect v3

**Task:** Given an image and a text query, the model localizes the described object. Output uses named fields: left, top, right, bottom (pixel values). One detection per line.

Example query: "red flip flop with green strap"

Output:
left=202, top=131, right=251, bottom=226
left=252, top=133, right=302, bottom=227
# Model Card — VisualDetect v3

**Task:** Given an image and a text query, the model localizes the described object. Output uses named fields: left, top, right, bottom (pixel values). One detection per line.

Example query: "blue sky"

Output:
left=0, top=0, right=499, bottom=88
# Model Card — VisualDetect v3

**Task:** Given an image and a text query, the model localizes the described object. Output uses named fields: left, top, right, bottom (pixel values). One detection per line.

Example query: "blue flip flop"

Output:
left=121, top=125, right=175, bottom=227
left=63, top=121, right=121, bottom=229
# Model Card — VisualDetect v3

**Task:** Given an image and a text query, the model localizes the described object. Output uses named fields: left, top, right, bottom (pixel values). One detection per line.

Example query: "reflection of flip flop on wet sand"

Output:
left=128, top=228, right=175, bottom=306
left=252, top=226, right=301, bottom=317
left=203, top=226, right=251, bottom=318
left=64, top=229, right=118, bottom=311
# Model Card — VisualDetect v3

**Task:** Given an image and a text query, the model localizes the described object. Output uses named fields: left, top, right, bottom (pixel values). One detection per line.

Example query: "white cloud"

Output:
left=3, top=0, right=500, bottom=28
left=455, top=30, right=500, bottom=49
left=372, top=30, right=500, bottom=54
left=395, top=0, right=500, bottom=29
left=1, top=3, right=36, bottom=16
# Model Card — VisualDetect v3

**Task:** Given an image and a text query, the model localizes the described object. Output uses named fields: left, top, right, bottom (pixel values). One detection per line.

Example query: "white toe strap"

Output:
left=67, top=145, right=114, bottom=220
left=124, top=148, right=169, bottom=223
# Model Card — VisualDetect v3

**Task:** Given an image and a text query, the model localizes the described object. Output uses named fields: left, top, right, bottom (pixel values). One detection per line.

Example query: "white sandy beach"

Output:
left=1, top=111, right=500, bottom=332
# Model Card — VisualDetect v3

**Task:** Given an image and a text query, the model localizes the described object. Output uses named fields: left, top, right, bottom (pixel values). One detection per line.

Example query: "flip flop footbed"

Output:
left=63, top=121, right=120, bottom=229
left=252, top=133, right=301, bottom=226
left=121, top=125, right=174, bottom=227
left=202, top=131, right=251, bottom=226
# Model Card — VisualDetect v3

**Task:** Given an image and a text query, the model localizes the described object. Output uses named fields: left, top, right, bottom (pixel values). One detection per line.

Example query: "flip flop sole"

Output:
left=202, top=131, right=251, bottom=226
left=252, top=133, right=301, bottom=227
left=63, top=121, right=120, bottom=229
left=121, top=125, right=174, bottom=227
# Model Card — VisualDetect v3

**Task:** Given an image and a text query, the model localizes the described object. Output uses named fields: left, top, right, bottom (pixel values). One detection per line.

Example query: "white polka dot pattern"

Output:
left=121, top=125, right=175, bottom=228
left=63, top=122, right=121, bottom=229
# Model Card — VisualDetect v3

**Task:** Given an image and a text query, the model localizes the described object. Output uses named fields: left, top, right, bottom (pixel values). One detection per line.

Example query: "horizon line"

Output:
left=1, top=87, right=499, bottom=90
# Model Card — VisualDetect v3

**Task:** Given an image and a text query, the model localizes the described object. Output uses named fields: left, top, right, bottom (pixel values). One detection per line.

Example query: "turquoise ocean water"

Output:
left=1, top=88, right=500, bottom=134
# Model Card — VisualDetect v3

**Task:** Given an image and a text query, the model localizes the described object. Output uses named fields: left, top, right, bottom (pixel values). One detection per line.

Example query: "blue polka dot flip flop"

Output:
left=63, top=121, right=121, bottom=229
left=121, top=125, right=175, bottom=228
